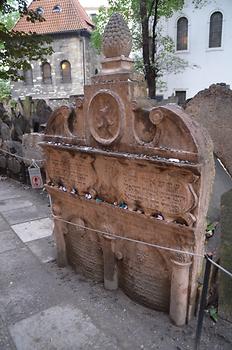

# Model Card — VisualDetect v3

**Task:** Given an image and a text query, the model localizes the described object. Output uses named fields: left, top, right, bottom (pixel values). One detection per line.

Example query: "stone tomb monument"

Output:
left=42, top=14, right=214, bottom=326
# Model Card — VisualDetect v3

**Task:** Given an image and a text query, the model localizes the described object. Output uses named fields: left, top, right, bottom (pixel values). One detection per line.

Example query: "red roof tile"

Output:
left=13, top=0, right=94, bottom=34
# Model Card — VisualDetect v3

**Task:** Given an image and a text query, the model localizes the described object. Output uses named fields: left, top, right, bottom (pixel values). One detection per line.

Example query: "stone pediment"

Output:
left=45, top=97, right=209, bottom=164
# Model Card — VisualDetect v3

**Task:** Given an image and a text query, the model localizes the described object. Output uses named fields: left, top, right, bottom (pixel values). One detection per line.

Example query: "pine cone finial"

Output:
left=102, top=13, right=132, bottom=58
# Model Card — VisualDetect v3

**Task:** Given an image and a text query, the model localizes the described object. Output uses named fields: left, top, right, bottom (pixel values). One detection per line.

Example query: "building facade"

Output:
left=11, top=0, right=99, bottom=107
left=159, top=0, right=232, bottom=101
left=80, top=0, right=108, bottom=21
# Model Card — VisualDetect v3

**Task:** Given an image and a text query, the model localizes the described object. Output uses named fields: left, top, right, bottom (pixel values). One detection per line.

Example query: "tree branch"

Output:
left=148, top=0, right=156, bottom=18
left=151, top=0, right=159, bottom=64
left=139, top=0, right=150, bottom=72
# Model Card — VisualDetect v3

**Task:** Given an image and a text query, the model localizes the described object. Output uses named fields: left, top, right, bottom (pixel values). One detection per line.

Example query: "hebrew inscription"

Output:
left=46, top=150, right=94, bottom=193
left=46, top=150, right=198, bottom=223
left=120, top=170, right=196, bottom=217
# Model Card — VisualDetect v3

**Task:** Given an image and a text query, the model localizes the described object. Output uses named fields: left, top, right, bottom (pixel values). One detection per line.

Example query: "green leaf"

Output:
left=209, top=306, right=218, bottom=323
left=0, top=0, right=53, bottom=81
left=206, top=221, right=217, bottom=232
left=0, top=79, right=10, bottom=101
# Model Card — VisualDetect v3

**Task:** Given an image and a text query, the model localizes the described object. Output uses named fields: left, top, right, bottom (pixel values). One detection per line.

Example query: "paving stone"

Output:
left=2, top=205, right=50, bottom=225
left=11, top=218, right=53, bottom=243
left=9, top=304, right=118, bottom=350
left=0, top=187, right=23, bottom=201
left=0, top=197, right=33, bottom=213
left=26, top=236, right=56, bottom=263
left=0, top=178, right=49, bottom=208
left=0, top=230, right=24, bottom=254
left=0, top=316, right=16, bottom=350
left=0, top=214, right=11, bottom=231
left=0, top=247, right=74, bottom=324
left=0, top=180, right=20, bottom=191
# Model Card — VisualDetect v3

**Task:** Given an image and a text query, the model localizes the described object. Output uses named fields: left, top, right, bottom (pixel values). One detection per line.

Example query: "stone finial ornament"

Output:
left=102, top=13, right=132, bottom=58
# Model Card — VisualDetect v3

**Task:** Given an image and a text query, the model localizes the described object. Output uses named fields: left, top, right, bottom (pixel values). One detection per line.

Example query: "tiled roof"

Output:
left=13, top=0, right=94, bottom=34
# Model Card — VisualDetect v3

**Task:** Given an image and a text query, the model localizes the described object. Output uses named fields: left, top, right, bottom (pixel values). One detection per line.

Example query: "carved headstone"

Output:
left=219, top=189, right=232, bottom=322
left=0, top=103, right=5, bottom=118
left=185, top=84, right=232, bottom=177
left=35, top=99, right=53, bottom=127
left=42, top=14, right=214, bottom=326
left=0, top=120, right=11, bottom=142
left=22, top=133, right=44, bottom=166
left=207, top=156, right=232, bottom=221
left=11, top=111, right=31, bottom=142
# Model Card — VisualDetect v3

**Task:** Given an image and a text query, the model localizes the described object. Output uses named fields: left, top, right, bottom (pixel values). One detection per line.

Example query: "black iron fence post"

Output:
left=194, top=254, right=212, bottom=350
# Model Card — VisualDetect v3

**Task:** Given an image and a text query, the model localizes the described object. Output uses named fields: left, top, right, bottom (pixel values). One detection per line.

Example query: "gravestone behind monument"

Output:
left=219, top=189, right=232, bottom=322
left=185, top=84, right=232, bottom=177
left=22, top=133, right=44, bottom=166
left=42, top=13, right=214, bottom=326
left=207, top=156, right=232, bottom=221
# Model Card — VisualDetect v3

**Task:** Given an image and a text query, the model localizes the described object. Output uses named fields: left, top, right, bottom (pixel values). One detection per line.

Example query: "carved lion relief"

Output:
left=88, top=90, right=124, bottom=145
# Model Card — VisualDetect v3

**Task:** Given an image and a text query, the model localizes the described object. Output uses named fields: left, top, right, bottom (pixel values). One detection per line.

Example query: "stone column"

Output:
left=52, top=203, right=68, bottom=267
left=170, top=259, right=192, bottom=326
left=102, top=235, right=118, bottom=290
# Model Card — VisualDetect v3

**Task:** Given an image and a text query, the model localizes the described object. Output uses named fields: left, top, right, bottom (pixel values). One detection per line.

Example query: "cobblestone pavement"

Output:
left=0, top=178, right=231, bottom=350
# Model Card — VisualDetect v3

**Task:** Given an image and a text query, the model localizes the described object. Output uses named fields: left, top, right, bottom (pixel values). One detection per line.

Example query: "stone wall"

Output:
left=11, top=33, right=100, bottom=103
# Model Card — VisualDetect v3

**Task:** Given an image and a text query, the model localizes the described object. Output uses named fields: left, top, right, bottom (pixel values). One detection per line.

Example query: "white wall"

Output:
left=159, top=0, right=232, bottom=99
left=80, top=0, right=108, bottom=7
left=80, top=0, right=108, bottom=18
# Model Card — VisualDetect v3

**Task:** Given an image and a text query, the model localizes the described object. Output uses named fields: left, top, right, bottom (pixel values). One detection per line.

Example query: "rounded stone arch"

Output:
left=118, top=239, right=171, bottom=311
left=60, top=60, right=72, bottom=83
left=23, top=65, right=33, bottom=85
left=41, top=62, right=52, bottom=84
left=65, top=216, right=104, bottom=281
left=45, top=105, right=73, bottom=137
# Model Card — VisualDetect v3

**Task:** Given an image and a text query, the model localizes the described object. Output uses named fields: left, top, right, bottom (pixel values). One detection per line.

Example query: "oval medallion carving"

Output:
left=88, top=91, right=123, bottom=145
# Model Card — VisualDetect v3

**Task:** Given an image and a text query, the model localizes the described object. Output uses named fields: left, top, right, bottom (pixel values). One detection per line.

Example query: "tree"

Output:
left=91, top=0, right=206, bottom=98
left=0, top=0, right=53, bottom=81
left=0, top=79, right=10, bottom=101
left=139, top=0, right=184, bottom=97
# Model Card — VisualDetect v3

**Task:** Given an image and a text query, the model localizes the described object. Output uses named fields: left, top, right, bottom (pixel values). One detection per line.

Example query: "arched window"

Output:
left=177, top=17, right=188, bottom=51
left=61, top=60, right=71, bottom=83
left=42, top=62, right=52, bottom=84
left=23, top=66, right=33, bottom=85
left=209, top=11, right=223, bottom=48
